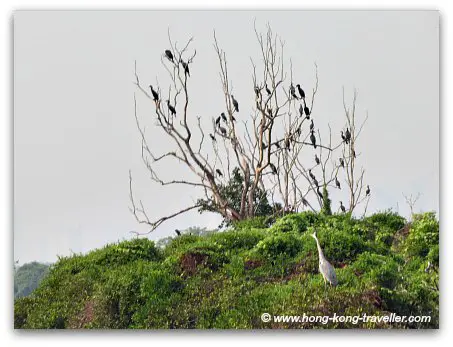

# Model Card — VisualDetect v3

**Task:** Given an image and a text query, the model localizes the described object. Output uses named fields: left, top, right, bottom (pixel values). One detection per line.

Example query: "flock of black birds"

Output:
left=153, top=49, right=371, bottom=222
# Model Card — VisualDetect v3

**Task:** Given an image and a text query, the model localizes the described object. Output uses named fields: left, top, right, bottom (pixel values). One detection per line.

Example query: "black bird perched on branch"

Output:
left=317, top=188, right=323, bottom=200
left=180, top=59, right=190, bottom=77
left=296, top=84, right=305, bottom=99
left=302, top=197, right=308, bottom=207
left=219, top=126, right=227, bottom=136
left=309, top=169, right=316, bottom=181
left=166, top=100, right=176, bottom=116
left=285, top=137, right=291, bottom=151
left=274, top=141, right=281, bottom=149
left=340, top=201, right=346, bottom=213
left=304, top=106, right=310, bottom=118
left=310, top=119, right=315, bottom=132
left=299, top=104, right=304, bottom=117
left=352, top=149, right=356, bottom=158
left=335, top=177, right=341, bottom=189
left=345, top=128, right=351, bottom=143
left=290, top=84, right=299, bottom=100
left=269, top=163, right=278, bottom=175
left=175, top=229, right=181, bottom=236
left=265, top=84, right=272, bottom=95
left=310, top=130, right=317, bottom=149
left=254, top=86, right=261, bottom=99
left=216, top=169, right=223, bottom=177
left=221, top=112, right=227, bottom=122
left=149, top=85, right=159, bottom=102
left=341, top=131, right=347, bottom=144
left=215, top=116, right=221, bottom=127
left=165, top=50, right=174, bottom=62
left=231, top=95, right=239, bottom=112
left=366, top=185, right=371, bottom=196
left=339, top=157, right=345, bottom=168
left=209, top=133, right=216, bottom=142
left=315, top=154, right=320, bottom=165
left=312, top=176, right=319, bottom=188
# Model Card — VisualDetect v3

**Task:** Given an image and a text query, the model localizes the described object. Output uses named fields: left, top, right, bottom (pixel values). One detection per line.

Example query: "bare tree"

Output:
left=129, top=25, right=370, bottom=234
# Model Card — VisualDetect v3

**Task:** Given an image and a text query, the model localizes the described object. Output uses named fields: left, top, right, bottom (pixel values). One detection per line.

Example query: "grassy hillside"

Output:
left=14, top=211, right=439, bottom=329
left=14, top=262, right=50, bottom=299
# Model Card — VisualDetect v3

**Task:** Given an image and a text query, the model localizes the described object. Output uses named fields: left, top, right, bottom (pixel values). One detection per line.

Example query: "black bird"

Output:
left=339, top=157, right=345, bottom=168
left=274, top=141, right=281, bottom=149
left=269, top=163, right=278, bottom=175
left=267, top=108, right=273, bottom=117
left=296, top=84, right=305, bottom=99
left=366, top=185, right=371, bottom=196
left=304, top=106, right=310, bottom=118
left=265, top=84, right=272, bottom=95
left=180, top=59, right=190, bottom=77
left=165, top=50, right=174, bottom=62
left=231, top=115, right=236, bottom=121
left=210, top=133, right=216, bottom=142
left=345, top=128, right=351, bottom=143
left=302, top=198, right=308, bottom=207
left=149, top=85, right=159, bottom=101
left=317, top=188, right=323, bottom=200
left=254, top=86, right=261, bottom=98
left=221, top=112, right=227, bottom=122
left=312, top=176, right=319, bottom=187
left=310, top=130, right=317, bottom=149
left=175, top=229, right=181, bottom=236
left=352, top=149, right=356, bottom=158
left=309, top=169, right=316, bottom=181
left=216, top=169, right=223, bottom=177
left=290, top=84, right=299, bottom=100
left=315, top=154, right=320, bottom=165
left=231, top=95, right=239, bottom=112
left=285, top=137, right=291, bottom=151
left=262, top=142, right=268, bottom=150
left=340, top=201, right=346, bottom=213
left=215, top=116, right=221, bottom=126
left=296, top=126, right=302, bottom=137
left=335, top=177, right=341, bottom=189
left=167, top=100, right=176, bottom=116
left=219, top=126, right=227, bottom=136
left=310, top=119, right=314, bottom=132
left=299, top=104, right=304, bottom=117
left=341, top=131, right=347, bottom=144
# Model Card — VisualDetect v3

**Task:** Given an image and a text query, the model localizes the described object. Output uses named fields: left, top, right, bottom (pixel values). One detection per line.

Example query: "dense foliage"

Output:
left=14, top=262, right=50, bottom=299
left=14, top=211, right=438, bottom=329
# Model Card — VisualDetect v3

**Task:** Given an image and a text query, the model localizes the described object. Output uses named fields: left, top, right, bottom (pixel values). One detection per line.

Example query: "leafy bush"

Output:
left=403, top=212, right=439, bottom=258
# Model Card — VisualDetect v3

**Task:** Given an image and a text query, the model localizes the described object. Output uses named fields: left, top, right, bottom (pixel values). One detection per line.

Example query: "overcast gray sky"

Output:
left=14, top=10, right=439, bottom=264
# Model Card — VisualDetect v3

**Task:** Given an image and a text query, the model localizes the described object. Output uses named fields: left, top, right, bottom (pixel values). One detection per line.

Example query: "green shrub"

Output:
left=403, top=212, right=439, bottom=258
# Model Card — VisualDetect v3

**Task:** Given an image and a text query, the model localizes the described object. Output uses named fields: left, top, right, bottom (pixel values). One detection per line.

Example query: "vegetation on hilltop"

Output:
left=14, top=211, right=439, bottom=329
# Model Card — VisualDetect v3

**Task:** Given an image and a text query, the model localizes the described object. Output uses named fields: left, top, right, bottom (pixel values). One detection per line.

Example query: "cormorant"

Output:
left=339, top=157, right=345, bottom=168
left=149, top=85, right=159, bottom=102
left=366, top=185, right=371, bottom=196
left=274, top=141, right=281, bottom=149
left=262, top=142, right=268, bottom=150
left=335, top=177, right=341, bottom=189
left=231, top=95, right=239, bottom=112
left=265, top=84, right=272, bottom=95
left=219, top=126, right=227, bottom=136
left=254, top=86, right=261, bottom=98
left=210, top=133, right=216, bottom=142
left=341, top=131, right=347, bottom=144
left=285, top=137, right=291, bottom=151
left=310, top=130, right=317, bottom=149
left=221, top=112, right=227, bottom=122
left=309, top=169, right=316, bottom=181
left=215, top=116, right=221, bottom=126
left=317, top=188, right=323, bottom=200
left=299, top=104, right=304, bottom=117
left=175, top=229, right=181, bottom=236
left=310, top=119, right=314, bottom=132
left=216, top=169, right=223, bottom=177
left=269, top=163, right=278, bottom=175
left=290, top=84, right=299, bottom=100
left=304, top=106, right=310, bottom=117
left=296, top=84, right=305, bottom=99
left=352, top=149, right=356, bottom=158
left=315, top=154, right=320, bottom=165
left=165, top=50, right=174, bottom=62
left=231, top=115, right=236, bottom=121
left=312, top=176, right=319, bottom=187
left=340, top=201, right=346, bottom=213
left=180, top=59, right=190, bottom=77
left=345, top=128, right=351, bottom=143
left=167, top=100, right=176, bottom=116
left=302, top=198, right=308, bottom=207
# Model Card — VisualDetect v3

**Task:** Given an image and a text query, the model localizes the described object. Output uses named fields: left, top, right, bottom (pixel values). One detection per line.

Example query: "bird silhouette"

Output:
left=219, top=126, right=227, bottom=136
left=149, top=85, right=159, bottom=102
left=310, top=119, right=315, bottom=132
left=265, top=84, right=272, bottom=95
left=345, top=128, right=351, bottom=143
left=311, top=231, right=338, bottom=288
left=166, top=100, right=176, bottom=116
left=340, top=201, right=346, bottom=213
left=304, top=106, right=310, bottom=118
left=221, top=112, right=227, bottom=122
left=254, top=86, right=261, bottom=98
left=290, top=84, right=299, bottom=99
left=317, top=188, right=323, bottom=200
left=299, top=104, right=304, bottom=117
left=335, top=177, right=341, bottom=189
left=315, top=154, right=320, bottom=165
left=216, top=169, right=223, bottom=177
left=310, top=130, right=317, bottom=149
left=231, top=95, right=239, bottom=112
left=180, top=59, right=190, bottom=77
left=296, top=84, right=305, bottom=99
left=269, top=163, right=278, bottom=175
left=175, top=229, right=181, bottom=236
left=309, top=169, right=316, bottom=181
left=209, top=134, right=216, bottom=142
left=339, top=157, right=345, bottom=168
left=165, top=50, right=174, bottom=62
left=215, top=116, right=221, bottom=126
left=366, top=185, right=371, bottom=196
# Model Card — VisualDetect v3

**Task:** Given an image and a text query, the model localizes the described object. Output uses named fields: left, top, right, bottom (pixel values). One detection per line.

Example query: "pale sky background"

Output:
left=14, top=10, right=439, bottom=264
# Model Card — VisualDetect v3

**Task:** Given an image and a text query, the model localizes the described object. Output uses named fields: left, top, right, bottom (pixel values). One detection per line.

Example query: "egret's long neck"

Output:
left=314, top=236, right=325, bottom=260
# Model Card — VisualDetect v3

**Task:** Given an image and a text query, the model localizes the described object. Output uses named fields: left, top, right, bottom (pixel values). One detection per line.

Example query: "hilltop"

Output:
left=14, top=211, right=439, bottom=329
